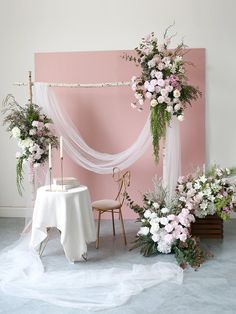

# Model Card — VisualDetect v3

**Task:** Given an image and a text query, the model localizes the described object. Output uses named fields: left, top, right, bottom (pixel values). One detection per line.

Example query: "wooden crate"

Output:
left=191, top=214, right=223, bottom=239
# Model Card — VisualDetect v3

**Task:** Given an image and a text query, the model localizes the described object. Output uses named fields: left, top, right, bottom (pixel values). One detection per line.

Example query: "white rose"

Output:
left=174, top=103, right=181, bottom=111
left=150, top=223, right=160, bottom=234
left=12, top=126, right=21, bottom=139
left=138, top=226, right=149, bottom=236
left=155, top=71, right=163, bottom=79
left=152, top=233, right=160, bottom=242
left=160, top=217, right=169, bottom=225
left=161, top=207, right=170, bottom=214
left=144, top=209, right=152, bottom=218
left=150, top=99, right=158, bottom=107
left=177, top=115, right=184, bottom=122
left=153, top=202, right=159, bottom=209
left=173, top=89, right=181, bottom=98
left=166, top=106, right=173, bottom=113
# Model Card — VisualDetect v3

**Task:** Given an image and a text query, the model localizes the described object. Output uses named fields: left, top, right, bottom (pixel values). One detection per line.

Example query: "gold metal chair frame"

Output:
left=92, top=167, right=131, bottom=249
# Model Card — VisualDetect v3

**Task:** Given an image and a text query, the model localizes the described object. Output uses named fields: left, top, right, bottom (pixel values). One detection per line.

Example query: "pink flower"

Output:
left=165, top=223, right=174, bottom=233
left=146, top=92, right=152, bottom=99
left=157, top=96, right=165, bottom=104
left=157, top=79, right=165, bottom=87
left=150, top=79, right=158, bottom=86
left=147, top=85, right=155, bottom=92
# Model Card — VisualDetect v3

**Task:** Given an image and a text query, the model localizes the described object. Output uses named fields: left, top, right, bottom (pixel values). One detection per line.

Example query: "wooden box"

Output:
left=191, top=214, right=223, bottom=239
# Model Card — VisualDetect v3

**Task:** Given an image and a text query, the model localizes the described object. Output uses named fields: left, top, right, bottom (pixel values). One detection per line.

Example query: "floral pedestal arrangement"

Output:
left=191, top=214, right=223, bottom=239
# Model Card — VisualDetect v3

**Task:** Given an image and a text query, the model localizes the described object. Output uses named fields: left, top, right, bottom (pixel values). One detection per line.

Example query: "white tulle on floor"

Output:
left=0, top=233, right=183, bottom=311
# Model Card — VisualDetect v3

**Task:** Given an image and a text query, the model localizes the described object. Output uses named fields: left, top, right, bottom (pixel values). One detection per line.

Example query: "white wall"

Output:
left=0, top=0, right=236, bottom=215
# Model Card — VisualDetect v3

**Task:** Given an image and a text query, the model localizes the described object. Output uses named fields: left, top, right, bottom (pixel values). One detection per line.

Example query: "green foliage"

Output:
left=16, top=157, right=24, bottom=196
left=130, top=235, right=158, bottom=257
left=150, top=105, right=171, bottom=163
left=173, top=237, right=206, bottom=269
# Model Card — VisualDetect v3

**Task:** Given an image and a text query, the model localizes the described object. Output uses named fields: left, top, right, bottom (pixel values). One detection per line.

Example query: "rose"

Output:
left=12, top=126, right=21, bottom=139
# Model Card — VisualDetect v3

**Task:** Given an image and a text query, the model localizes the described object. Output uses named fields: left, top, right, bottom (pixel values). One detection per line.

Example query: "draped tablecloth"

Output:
left=30, top=185, right=96, bottom=262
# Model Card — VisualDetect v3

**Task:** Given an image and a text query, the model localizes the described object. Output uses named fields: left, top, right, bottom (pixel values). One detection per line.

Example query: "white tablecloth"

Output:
left=30, top=185, right=96, bottom=262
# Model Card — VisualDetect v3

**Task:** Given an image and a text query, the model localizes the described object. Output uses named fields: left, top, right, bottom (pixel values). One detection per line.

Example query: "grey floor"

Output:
left=0, top=218, right=236, bottom=314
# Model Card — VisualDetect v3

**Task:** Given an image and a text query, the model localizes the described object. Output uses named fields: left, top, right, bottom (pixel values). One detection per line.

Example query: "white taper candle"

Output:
left=60, top=136, right=63, bottom=159
left=203, top=163, right=206, bottom=175
left=49, top=143, right=52, bottom=169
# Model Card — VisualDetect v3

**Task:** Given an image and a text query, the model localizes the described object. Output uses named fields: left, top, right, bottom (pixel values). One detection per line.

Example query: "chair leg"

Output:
left=96, top=211, right=101, bottom=249
left=119, top=208, right=127, bottom=245
left=111, top=209, right=115, bottom=236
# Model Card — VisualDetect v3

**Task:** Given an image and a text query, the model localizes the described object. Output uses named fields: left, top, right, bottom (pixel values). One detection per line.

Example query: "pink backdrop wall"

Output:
left=35, top=49, right=205, bottom=219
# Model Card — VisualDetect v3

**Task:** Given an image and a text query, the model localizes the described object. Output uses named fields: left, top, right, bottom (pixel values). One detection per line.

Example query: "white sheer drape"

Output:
left=163, top=117, right=181, bottom=199
left=34, top=83, right=152, bottom=174
left=34, top=82, right=181, bottom=196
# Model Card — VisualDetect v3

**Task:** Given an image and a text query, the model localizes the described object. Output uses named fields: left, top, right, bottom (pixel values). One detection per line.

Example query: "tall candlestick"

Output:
left=203, top=163, right=206, bottom=175
left=49, top=143, right=52, bottom=169
left=60, top=136, right=63, bottom=159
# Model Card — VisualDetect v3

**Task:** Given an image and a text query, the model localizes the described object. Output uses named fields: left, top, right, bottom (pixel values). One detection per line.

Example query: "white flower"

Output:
left=175, top=55, right=183, bottom=62
left=160, top=217, right=169, bottom=225
left=16, top=152, right=22, bottom=158
left=173, top=89, right=181, bottom=98
left=150, top=212, right=157, bottom=219
left=157, top=96, right=165, bottom=104
left=33, top=163, right=40, bottom=168
left=157, top=62, right=165, bottom=71
left=157, top=241, right=171, bottom=254
left=12, top=126, right=21, bottom=139
left=150, top=99, right=158, bottom=107
left=155, top=71, right=163, bottom=79
left=166, top=106, right=173, bottom=113
left=177, top=115, right=184, bottom=122
left=144, top=209, right=152, bottom=218
left=150, top=223, right=160, bottom=234
left=131, top=102, right=137, bottom=109
left=179, top=233, right=187, bottom=242
left=29, top=129, right=37, bottom=136
left=138, top=226, right=149, bottom=236
left=200, top=175, right=207, bottom=183
left=200, top=201, right=208, bottom=211
left=174, top=103, right=181, bottom=111
left=152, top=233, right=160, bottom=242
left=148, top=59, right=156, bottom=68
left=161, top=207, right=170, bottom=214
left=152, top=202, right=159, bottom=209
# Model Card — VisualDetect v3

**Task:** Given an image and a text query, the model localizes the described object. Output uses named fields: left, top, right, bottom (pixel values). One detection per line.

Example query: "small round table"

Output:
left=30, top=185, right=96, bottom=262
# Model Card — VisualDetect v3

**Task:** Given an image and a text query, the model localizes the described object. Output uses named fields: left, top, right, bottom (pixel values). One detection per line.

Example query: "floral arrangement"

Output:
left=176, top=167, right=236, bottom=221
left=125, top=27, right=201, bottom=162
left=2, top=95, right=58, bottom=195
left=127, top=167, right=236, bottom=269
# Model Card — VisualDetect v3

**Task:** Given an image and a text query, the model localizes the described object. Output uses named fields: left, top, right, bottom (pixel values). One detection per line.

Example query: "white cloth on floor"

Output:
left=30, top=185, right=96, bottom=262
